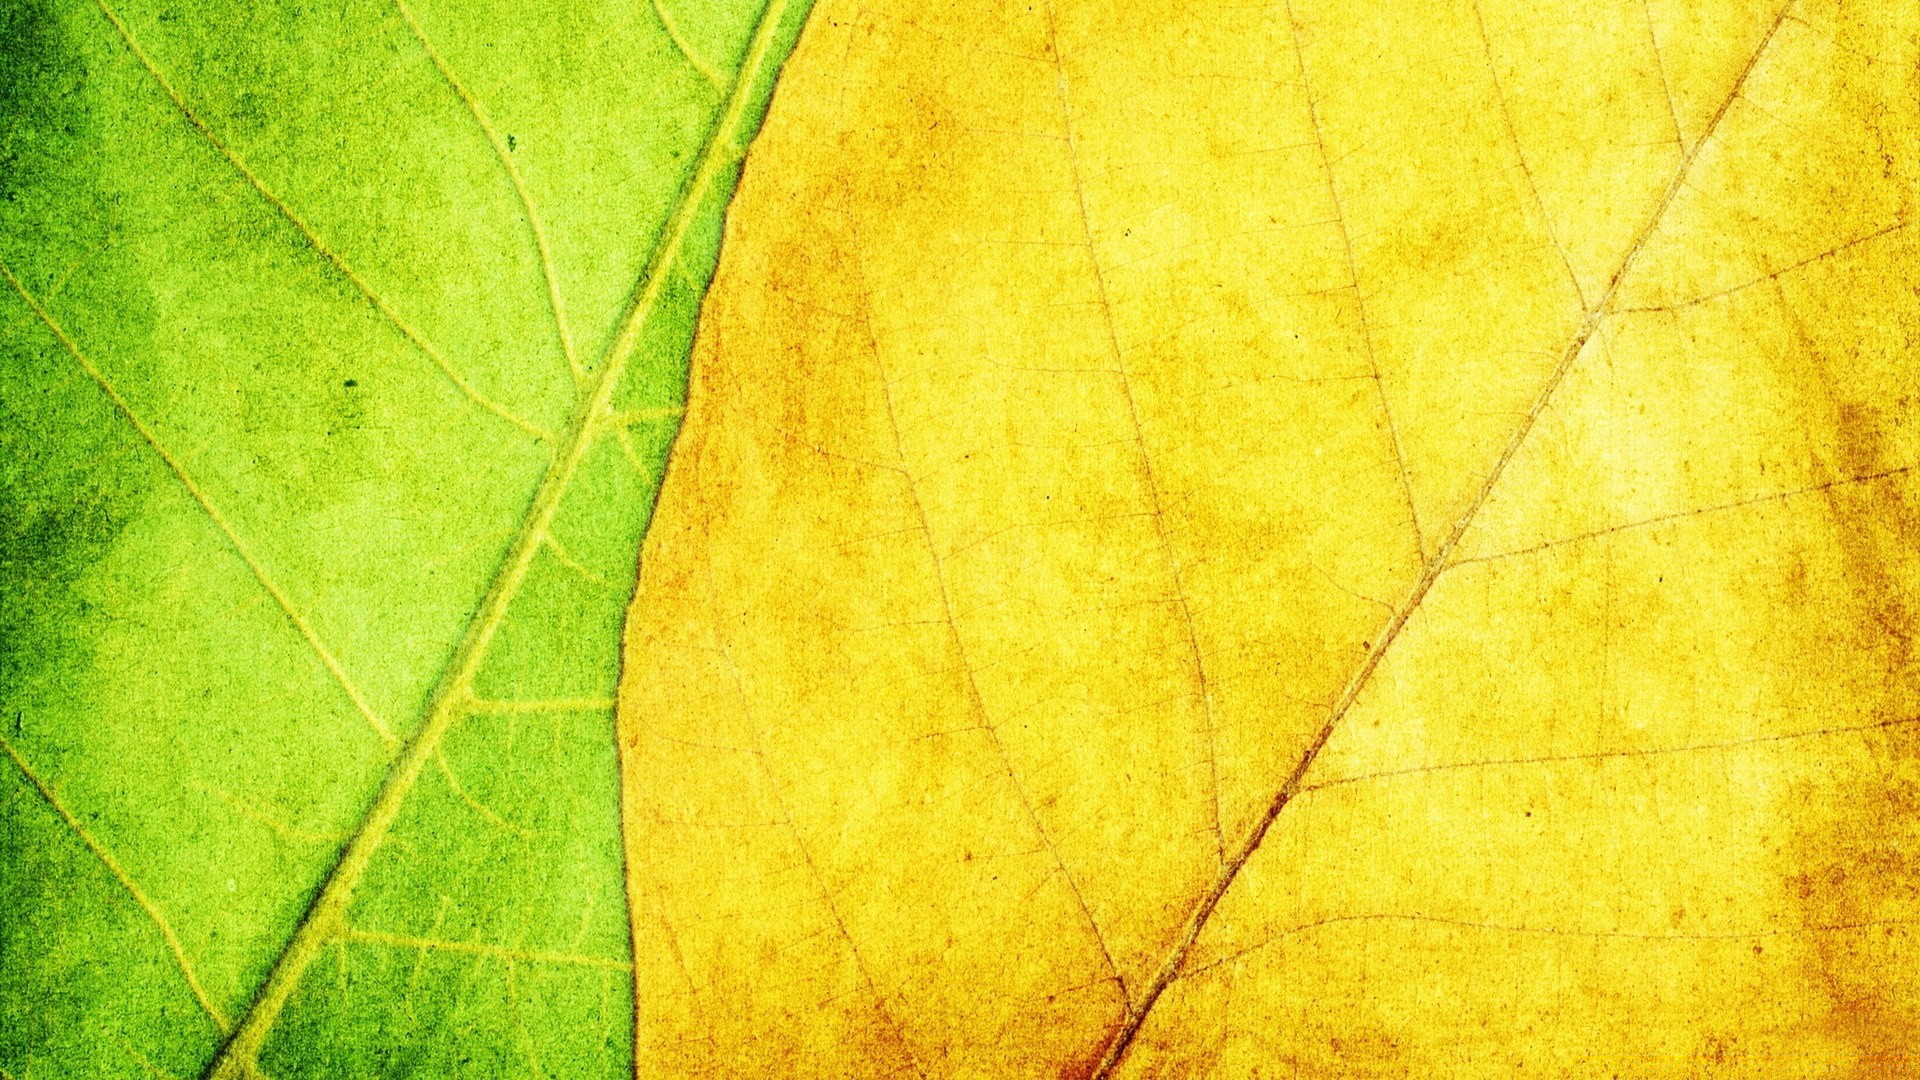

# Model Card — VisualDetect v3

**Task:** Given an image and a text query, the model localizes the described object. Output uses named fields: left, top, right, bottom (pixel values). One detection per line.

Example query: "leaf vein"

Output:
left=91, top=0, right=554, bottom=443
left=713, top=652, right=931, bottom=1079
left=0, top=260, right=399, bottom=750
left=433, top=747, right=532, bottom=838
left=1282, top=0, right=1427, bottom=562
left=650, top=0, right=727, bottom=92
left=1045, top=0, right=1229, bottom=869
left=391, top=0, right=585, bottom=385
left=1466, top=0, right=1588, bottom=304
left=1453, top=463, right=1915, bottom=567
left=0, top=731, right=231, bottom=1033
left=1186, top=912, right=1920, bottom=983
left=201, top=1, right=799, bottom=1071
left=1618, top=217, right=1911, bottom=313
left=1301, top=714, right=1920, bottom=794
left=341, top=928, right=631, bottom=971
left=845, top=186, right=1133, bottom=1014
left=1087, top=6, right=1798, bottom=1073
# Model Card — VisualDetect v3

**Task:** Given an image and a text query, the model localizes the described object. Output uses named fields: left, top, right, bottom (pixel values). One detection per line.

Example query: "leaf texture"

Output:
left=0, top=0, right=812, bottom=1075
left=619, top=0, right=1920, bottom=1074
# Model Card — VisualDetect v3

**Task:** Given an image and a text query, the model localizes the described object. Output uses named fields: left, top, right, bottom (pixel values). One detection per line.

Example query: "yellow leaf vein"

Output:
left=390, top=0, right=584, bottom=385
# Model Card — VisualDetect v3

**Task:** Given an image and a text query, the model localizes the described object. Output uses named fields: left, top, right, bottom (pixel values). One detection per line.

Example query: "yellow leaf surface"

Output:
left=617, top=0, right=1920, bottom=1073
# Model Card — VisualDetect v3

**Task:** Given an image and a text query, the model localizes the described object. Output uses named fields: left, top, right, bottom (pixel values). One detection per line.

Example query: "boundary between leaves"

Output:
left=199, top=0, right=799, bottom=1074
left=1087, top=5, right=1798, bottom=1074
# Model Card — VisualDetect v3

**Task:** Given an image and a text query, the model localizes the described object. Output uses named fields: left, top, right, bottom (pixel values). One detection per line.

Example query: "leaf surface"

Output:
left=619, top=0, right=1920, bottom=1074
left=0, top=0, right=811, bottom=1075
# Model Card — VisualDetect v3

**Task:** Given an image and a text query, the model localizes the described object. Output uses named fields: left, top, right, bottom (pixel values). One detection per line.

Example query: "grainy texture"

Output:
left=619, top=0, right=1920, bottom=1074
left=0, top=0, right=811, bottom=1075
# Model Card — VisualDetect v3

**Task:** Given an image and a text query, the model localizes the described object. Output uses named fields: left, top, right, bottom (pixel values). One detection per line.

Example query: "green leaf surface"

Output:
left=0, top=0, right=812, bottom=1074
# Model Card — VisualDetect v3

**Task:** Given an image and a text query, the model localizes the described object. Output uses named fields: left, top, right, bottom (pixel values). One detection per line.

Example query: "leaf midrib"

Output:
left=1086, top=5, right=1798, bottom=1074
left=200, top=0, right=797, bottom=1072
left=0, top=0, right=795, bottom=1072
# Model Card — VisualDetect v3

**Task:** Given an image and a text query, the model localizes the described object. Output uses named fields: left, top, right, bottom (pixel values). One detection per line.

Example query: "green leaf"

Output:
left=0, top=0, right=812, bottom=1075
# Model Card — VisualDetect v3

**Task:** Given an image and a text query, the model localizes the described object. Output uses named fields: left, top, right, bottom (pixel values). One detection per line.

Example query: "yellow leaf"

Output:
left=617, top=0, right=1920, bottom=1073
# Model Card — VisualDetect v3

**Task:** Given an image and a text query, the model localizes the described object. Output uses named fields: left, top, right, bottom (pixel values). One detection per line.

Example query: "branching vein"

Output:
left=1618, top=218, right=1910, bottom=312
left=1283, top=0, right=1426, bottom=561
left=390, top=0, right=585, bottom=385
left=0, top=731, right=230, bottom=1032
left=715, top=652, right=930, bottom=1079
left=1045, top=0, right=1229, bottom=869
left=1299, top=713, right=1920, bottom=794
left=1453, top=463, right=1915, bottom=567
left=92, top=0, right=554, bottom=443
left=1467, top=0, right=1586, bottom=303
left=1185, top=912, right=1919, bottom=982
left=846, top=202, right=1132, bottom=1010
left=342, top=927, right=632, bottom=971
left=0, top=260, right=399, bottom=750
left=651, top=0, right=727, bottom=91
left=1087, top=6, right=1796, bottom=1073
left=201, top=0, right=797, bottom=1071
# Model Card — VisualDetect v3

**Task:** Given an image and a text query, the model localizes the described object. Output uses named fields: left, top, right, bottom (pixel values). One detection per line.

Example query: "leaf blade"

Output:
left=620, top=0, right=1920, bottom=1073
left=0, top=0, right=815, bottom=1074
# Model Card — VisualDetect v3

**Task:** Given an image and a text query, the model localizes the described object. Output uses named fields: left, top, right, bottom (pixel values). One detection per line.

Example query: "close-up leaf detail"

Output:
left=5, top=0, right=1918, bottom=1076
left=0, top=0, right=811, bottom=1075
left=619, top=0, right=1919, bottom=1075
